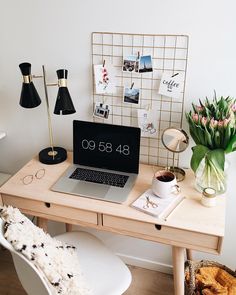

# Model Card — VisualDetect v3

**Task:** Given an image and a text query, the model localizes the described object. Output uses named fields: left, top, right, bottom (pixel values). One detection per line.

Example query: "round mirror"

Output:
left=161, top=128, right=189, bottom=182
left=161, top=128, right=189, bottom=153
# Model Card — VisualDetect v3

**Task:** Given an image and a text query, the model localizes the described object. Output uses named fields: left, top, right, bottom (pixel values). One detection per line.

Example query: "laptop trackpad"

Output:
left=71, top=182, right=109, bottom=199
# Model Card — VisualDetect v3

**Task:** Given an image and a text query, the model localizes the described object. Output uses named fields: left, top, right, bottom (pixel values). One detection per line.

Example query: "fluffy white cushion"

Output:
left=0, top=206, right=92, bottom=295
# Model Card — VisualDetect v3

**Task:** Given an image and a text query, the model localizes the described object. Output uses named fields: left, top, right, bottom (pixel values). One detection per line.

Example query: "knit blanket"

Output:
left=0, top=206, right=92, bottom=295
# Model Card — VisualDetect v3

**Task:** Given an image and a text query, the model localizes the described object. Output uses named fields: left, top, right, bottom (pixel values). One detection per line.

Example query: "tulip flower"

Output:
left=210, top=118, right=218, bottom=128
left=201, top=117, right=208, bottom=126
left=196, top=105, right=204, bottom=112
left=192, top=113, right=199, bottom=123
left=231, top=104, right=236, bottom=112
left=223, top=118, right=230, bottom=128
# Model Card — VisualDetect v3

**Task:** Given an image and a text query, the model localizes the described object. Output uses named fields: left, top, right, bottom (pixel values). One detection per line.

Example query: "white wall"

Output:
left=1, top=0, right=236, bottom=272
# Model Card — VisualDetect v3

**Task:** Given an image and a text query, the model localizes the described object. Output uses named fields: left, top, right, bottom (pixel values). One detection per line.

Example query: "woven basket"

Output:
left=185, top=260, right=236, bottom=295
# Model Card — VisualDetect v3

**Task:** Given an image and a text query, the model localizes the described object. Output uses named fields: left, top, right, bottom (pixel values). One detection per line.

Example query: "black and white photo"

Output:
left=93, top=102, right=110, bottom=119
left=123, top=55, right=139, bottom=72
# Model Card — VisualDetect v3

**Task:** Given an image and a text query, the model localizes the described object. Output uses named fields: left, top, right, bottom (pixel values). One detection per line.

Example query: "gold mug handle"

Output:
left=171, top=184, right=180, bottom=195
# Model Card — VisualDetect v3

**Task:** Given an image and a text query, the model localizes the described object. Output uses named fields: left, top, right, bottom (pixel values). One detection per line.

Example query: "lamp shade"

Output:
left=19, top=62, right=41, bottom=108
left=53, top=69, right=76, bottom=115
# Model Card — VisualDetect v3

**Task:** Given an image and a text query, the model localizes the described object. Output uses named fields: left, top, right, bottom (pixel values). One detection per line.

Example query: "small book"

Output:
left=131, top=189, right=184, bottom=219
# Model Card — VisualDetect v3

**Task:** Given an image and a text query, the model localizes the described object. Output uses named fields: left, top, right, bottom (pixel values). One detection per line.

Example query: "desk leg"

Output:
left=172, top=246, right=185, bottom=295
left=65, top=224, right=73, bottom=232
left=37, top=217, right=48, bottom=232
left=186, top=249, right=193, bottom=261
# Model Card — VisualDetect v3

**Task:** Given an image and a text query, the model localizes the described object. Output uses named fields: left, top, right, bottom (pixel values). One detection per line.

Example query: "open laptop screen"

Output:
left=73, top=120, right=141, bottom=174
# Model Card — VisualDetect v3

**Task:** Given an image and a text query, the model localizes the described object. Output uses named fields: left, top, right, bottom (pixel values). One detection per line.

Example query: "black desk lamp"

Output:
left=19, top=62, right=76, bottom=165
left=19, top=63, right=41, bottom=108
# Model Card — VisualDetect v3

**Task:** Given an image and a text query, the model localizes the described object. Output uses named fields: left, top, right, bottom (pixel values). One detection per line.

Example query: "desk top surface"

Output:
left=0, top=152, right=225, bottom=237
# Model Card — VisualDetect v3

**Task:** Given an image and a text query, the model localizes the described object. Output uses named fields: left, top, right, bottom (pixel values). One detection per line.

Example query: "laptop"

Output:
left=51, top=120, right=141, bottom=203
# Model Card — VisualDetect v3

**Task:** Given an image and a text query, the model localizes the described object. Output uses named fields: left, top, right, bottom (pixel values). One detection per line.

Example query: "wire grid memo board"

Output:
left=91, top=32, right=189, bottom=167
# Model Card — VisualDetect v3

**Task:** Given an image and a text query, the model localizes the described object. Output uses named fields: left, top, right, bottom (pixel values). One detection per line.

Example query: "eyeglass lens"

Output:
left=22, top=168, right=45, bottom=185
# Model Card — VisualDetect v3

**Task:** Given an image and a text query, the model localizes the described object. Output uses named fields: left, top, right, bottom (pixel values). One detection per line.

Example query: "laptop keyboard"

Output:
left=69, top=168, right=129, bottom=188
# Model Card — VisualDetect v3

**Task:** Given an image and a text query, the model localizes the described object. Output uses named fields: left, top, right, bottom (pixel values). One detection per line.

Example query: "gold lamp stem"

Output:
left=42, top=65, right=56, bottom=159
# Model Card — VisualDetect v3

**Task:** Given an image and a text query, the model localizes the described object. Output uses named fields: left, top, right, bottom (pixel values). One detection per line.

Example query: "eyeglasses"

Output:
left=21, top=168, right=45, bottom=185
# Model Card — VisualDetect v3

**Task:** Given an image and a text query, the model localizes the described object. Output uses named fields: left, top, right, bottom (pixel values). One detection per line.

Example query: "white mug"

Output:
left=152, top=170, right=180, bottom=198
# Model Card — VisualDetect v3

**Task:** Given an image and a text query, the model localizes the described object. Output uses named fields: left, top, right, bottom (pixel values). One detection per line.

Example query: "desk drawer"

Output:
left=2, top=195, right=98, bottom=226
left=103, top=215, right=219, bottom=252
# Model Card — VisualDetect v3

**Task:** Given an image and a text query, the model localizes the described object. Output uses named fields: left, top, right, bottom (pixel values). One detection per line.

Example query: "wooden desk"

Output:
left=0, top=153, right=225, bottom=295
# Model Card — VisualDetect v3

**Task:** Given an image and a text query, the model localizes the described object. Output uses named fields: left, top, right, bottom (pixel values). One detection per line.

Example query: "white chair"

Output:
left=0, top=218, right=132, bottom=295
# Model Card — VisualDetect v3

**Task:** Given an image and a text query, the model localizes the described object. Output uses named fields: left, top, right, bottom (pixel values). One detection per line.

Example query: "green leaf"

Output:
left=214, top=130, right=221, bottom=148
left=189, top=126, right=201, bottom=145
left=186, top=113, right=202, bottom=145
left=205, top=96, right=211, bottom=107
left=204, top=125, right=213, bottom=148
left=195, top=125, right=207, bottom=145
left=199, top=99, right=204, bottom=107
left=223, top=124, right=231, bottom=149
left=215, top=109, right=220, bottom=120
left=207, top=149, right=225, bottom=171
left=191, top=145, right=209, bottom=173
left=225, top=134, right=236, bottom=153
left=205, top=106, right=210, bottom=118
left=209, top=125, right=215, bottom=139
left=186, top=112, right=193, bottom=124
left=213, top=90, right=218, bottom=104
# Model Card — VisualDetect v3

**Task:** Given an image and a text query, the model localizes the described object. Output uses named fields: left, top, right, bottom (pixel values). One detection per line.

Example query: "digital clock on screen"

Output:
left=73, top=121, right=141, bottom=174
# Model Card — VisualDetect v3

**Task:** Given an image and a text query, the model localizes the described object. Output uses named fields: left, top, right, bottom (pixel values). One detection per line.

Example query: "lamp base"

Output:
left=39, top=147, right=67, bottom=165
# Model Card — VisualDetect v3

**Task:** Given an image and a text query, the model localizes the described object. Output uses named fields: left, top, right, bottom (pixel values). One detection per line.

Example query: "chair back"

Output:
left=0, top=218, right=52, bottom=295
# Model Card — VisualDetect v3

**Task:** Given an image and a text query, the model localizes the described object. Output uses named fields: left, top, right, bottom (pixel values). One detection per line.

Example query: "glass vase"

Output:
left=195, top=157, right=228, bottom=195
